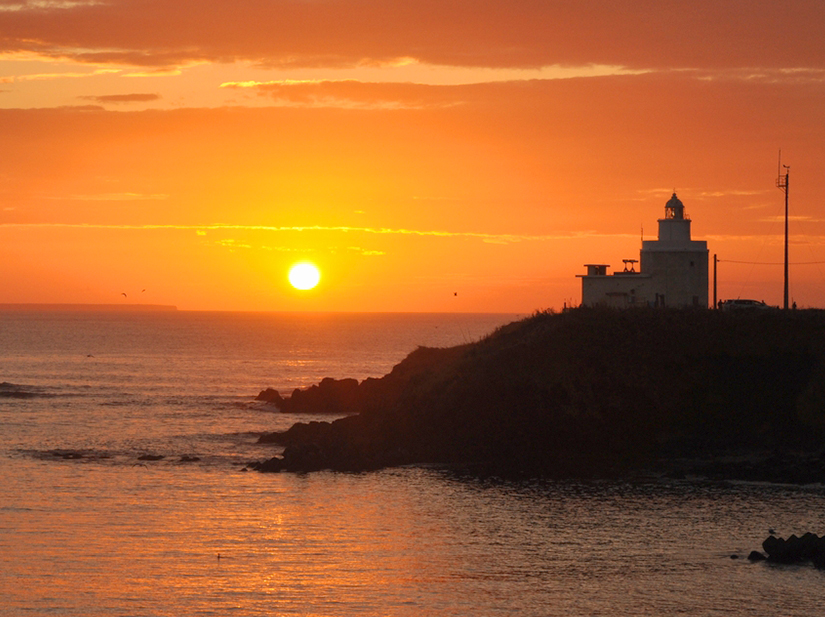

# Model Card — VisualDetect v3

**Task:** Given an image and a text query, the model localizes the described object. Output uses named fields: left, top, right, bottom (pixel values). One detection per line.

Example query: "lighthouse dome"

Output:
left=665, top=192, right=685, bottom=219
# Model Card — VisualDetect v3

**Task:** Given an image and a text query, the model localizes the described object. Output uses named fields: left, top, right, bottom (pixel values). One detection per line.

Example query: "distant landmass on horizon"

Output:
left=0, top=303, right=178, bottom=312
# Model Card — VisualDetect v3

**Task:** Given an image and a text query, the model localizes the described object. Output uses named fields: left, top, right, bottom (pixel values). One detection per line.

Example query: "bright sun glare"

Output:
left=288, top=262, right=321, bottom=290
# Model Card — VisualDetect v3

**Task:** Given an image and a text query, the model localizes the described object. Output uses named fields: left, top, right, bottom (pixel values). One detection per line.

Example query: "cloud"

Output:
left=79, top=92, right=161, bottom=103
left=0, top=1, right=102, bottom=11
left=347, top=247, right=386, bottom=256
left=2, top=71, right=824, bottom=247
left=215, top=238, right=252, bottom=250
left=60, top=192, right=169, bottom=200
left=1, top=67, right=120, bottom=82
left=0, top=1, right=822, bottom=71
left=698, top=190, right=767, bottom=198
left=690, top=67, right=825, bottom=85
left=54, top=103, right=103, bottom=110
left=0, top=221, right=635, bottom=244
left=220, top=79, right=465, bottom=109
left=123, top=67, right=182, bottom=77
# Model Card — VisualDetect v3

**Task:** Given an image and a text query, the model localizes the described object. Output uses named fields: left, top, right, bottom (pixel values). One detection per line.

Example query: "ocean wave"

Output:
left=18, top=447, right=209, bottom=465
left=19, top=448, right=114, bottom=461
left=0, top=381, right=50, bottom=399
left=15, top=438, right=264, bottom=468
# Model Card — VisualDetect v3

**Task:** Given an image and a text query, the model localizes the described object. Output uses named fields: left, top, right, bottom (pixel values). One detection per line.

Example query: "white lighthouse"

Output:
left=578, top=193, right=709, bottom=308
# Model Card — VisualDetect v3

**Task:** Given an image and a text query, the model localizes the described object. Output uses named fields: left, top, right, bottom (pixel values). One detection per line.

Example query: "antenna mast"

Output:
left=776, top=150, right=790, bottom=309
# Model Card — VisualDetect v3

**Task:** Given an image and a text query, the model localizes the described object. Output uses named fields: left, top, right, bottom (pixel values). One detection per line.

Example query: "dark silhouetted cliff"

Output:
left=255, top=308, right=825, bottom=478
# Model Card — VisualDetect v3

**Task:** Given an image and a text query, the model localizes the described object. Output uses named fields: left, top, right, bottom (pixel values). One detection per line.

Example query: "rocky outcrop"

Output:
left=761, top=533, right=825, bottom=567
left=256, top=414, right=412, bottom=472
left=256, top=377, right=364, bottom=414
left=283, top=377, right=361, bottom=414
left=254, top=308, right=825, bottom=476
left=255, top=345, right=464, bottom=420
left=255, top=388, right=284, bottom=406
left=248, top=456, right=283, bottom=472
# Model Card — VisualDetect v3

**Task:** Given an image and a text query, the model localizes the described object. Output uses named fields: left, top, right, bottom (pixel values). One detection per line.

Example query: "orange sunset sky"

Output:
left=1, top=0, right=824, bottom=312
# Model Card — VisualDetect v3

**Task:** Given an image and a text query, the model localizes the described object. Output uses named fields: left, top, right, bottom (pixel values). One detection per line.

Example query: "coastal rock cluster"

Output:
left=42, top=449, right=200, bottom=463
left=256, top=377, right=362, bottom=415
left=751, top=533, right=825, bottom=567
left=252, top=308, right=825, bottom=478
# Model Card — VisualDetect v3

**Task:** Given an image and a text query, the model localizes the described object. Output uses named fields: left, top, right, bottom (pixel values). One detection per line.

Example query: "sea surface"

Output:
left=2, top=309, right=825, bottom=616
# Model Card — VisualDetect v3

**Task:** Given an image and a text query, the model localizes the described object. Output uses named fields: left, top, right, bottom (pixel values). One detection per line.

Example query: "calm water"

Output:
left=2, top=310, right=825, bottom=616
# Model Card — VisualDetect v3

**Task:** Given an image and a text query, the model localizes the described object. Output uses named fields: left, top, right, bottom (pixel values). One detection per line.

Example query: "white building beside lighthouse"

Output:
left=578, top=193, right=708, bottom=308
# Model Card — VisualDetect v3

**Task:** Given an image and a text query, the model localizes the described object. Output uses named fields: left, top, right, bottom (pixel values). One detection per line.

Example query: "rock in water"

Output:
left=761, top=532, right=825, bottom=565
left=137, top=454, right=165, bottom=461
left=256, top=388, right=284, bottom=406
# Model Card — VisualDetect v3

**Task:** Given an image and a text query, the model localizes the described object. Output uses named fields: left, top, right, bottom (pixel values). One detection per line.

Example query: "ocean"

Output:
left=2, top=309, right=825, bottom=616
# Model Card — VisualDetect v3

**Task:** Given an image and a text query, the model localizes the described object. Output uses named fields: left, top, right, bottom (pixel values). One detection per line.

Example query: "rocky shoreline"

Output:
left=249, top=308, right=825, bottom=479
left=246, top=443, right=825, bottom=484
left=749, top=532, right=825, bottom=567
left=657, top=451, right=825, bottom=485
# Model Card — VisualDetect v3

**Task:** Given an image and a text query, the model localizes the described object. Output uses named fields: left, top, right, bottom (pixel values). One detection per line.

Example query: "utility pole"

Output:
left=713, top=253, right=717, bottom=309
left=776, top=152, right=790, bottom=310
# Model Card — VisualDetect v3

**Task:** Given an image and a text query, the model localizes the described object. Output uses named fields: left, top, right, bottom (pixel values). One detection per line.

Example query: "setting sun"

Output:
left=288, top=262, right=321, bottom=290
left=0, top=1, right=823, bottom=313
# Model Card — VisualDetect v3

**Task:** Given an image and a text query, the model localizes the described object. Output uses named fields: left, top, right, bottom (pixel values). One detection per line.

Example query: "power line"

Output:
left=721, top=260, right=825, bottom=265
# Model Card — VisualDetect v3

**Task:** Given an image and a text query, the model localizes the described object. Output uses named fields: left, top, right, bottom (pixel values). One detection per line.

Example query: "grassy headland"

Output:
left=257, top=308, right=825, bottom=479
